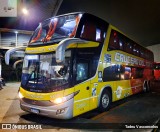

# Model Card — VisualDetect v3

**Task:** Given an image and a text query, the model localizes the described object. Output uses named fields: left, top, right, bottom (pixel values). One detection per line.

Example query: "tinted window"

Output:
left=80, top=21, right=106, bottom=42
left=103, top=65, right=121, bottom=81
left=121, top=67, right=131, bottom=80
left=80, top=21, right=96, bottom=41
left=126, top=42, right=133, bottom=54
left=108, top=29, right=154, bottom=62
left=131, top=67, right=144, bottom=79
left=75, top=47, right=101, bottom=84
left=103, top=65, right=131, bottom=81
left=76, top=62, right=89, bottom=82
left=108, top=30, right=119, bottom=50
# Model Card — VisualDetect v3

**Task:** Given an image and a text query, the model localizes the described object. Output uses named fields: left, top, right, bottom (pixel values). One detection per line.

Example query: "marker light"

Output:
left=19, top=92, right=24, bottom=99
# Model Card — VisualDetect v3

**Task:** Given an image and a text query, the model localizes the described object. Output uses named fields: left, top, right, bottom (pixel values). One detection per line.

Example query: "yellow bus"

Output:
left=5, top=12, right=154, bottom=119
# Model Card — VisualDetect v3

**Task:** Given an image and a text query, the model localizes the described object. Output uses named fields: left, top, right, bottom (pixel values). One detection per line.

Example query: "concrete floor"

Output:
left=0, top=82, right=160, bottom=132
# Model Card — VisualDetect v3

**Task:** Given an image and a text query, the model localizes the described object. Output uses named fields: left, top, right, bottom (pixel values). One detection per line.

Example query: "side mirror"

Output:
left=56, top=38, right=88, bottom=63
left=13, top=59, right=23, bottom=69
left=5, top=47, right=26, bottom=65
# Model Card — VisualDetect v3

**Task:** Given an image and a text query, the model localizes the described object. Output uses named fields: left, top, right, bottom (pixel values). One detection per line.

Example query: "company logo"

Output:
left=32, top=100, right=37, bottom=105
left=116, top=86, right=122, bottom=99
left=25, top=93, right=43, bottom=99
left=115, top=52, right=152, bottom=67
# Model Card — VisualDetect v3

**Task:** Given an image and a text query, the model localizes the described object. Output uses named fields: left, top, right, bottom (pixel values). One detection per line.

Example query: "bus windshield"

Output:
left=21, top=50, right=71, bottom=93
left=29, top=13, right=81, bottom=45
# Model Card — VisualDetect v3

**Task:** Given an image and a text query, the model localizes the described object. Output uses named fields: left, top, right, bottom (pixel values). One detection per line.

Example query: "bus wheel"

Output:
left=143, top=81, right=147, bottom=92
left=147, top=81, right=150, bottom=92
left=143, top=81, right=150, bottom=92
left=98, top=89, right=111, bottom=112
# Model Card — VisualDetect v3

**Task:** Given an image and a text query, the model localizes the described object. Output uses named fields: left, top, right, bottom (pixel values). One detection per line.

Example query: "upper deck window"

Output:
left=80, top=21, right=96, bottom=41
left=80, top=22, right=106, bottom=42
left=29, top=13, right=82, bottom=45
left=108, top=30, right=119, bottom=50
left=108, top=29, right=154, bottom=61
left=79, top=14, right=107, bottom=43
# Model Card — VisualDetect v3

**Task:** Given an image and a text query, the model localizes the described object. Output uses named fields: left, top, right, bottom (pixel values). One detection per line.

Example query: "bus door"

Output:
left=73, top=59, right=91, bottom=117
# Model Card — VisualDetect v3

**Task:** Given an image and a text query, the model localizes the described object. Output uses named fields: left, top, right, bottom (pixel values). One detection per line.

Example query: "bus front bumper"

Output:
left=20, top=98, right=73, bottom=119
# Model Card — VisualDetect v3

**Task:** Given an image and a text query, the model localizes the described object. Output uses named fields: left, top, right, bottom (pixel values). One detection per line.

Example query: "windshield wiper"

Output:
left=29, top=36, right=68, bottom=45
left=50, top=36, right=67, bottom=41
left=42, top=36, right=67, bottom=44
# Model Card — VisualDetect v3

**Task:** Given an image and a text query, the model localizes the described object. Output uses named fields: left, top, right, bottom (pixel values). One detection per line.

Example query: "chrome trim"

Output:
left=20, top=98, right=74, bottom=119
left=56, top=38, right=88, bottom=63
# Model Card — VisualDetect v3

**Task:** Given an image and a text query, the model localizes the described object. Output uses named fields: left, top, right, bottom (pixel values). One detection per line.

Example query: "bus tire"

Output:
left=143, top=81, right=147, bottom=92
left=147, top=81, right=150, bottom=92
left=98, top=89, right=111, bottom=112
left=143, top=81, right=150, bottom=92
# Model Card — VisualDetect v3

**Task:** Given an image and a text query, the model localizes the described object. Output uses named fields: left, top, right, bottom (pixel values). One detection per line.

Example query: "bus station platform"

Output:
left=0, top=82, right=160, bottom=131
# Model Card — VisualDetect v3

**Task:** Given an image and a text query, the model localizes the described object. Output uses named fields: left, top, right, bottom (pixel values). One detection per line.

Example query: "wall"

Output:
left=0, top=32, right=31, bottom=47
left=147, top=44, right=160, bottom=62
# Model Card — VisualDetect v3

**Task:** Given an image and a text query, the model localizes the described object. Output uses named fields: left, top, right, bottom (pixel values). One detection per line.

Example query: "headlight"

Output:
left=50, top=94, right=72, bottom=104
left=18, top=92, right=24, bottom=99
left=50, top=90, right=80, bottom=104
left=54, top=97, right=63, bottom=104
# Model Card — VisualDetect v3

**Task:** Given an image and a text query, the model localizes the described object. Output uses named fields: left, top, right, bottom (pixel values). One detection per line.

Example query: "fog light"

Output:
left=56, top=108, right=67, bottom=115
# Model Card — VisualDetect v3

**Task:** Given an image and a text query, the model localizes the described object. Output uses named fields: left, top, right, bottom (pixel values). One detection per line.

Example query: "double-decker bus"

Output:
left=5, top=12, right=154, bottom=119
left=154, top=62, right=160, bottom=80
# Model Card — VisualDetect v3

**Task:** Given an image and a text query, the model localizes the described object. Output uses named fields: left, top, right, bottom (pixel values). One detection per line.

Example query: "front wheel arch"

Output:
left=98, top=88, right=112, bottom=112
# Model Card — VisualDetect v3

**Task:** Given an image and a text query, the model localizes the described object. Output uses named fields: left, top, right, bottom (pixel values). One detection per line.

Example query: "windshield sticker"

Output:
left=92, top=88, right=96, bottom=96
left=94, top=83, right=98, bottom=87
left=115, top=86, right=123, bottom=99
left=98, top=71, right=102, bottom=82
left=104, top=54, right=111, bottom=63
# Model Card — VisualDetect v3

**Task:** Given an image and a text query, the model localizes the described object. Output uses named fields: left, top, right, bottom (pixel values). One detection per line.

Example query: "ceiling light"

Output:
left=22, top=8, right=28, bottom=15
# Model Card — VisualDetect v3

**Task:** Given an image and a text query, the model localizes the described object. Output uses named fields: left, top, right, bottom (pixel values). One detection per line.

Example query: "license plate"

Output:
left=31, top=108, right=40, bottom=114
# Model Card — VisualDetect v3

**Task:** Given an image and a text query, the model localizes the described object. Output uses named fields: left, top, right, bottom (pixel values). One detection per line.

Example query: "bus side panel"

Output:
left=144, top=68, right=154, bottom=80
left=130, top=79, right=144, bottom=94
left=73, top=81, right=90, bottom=117
left=89, top=82, right=98, bottom=110
left=154, top=69, right=160, bottom=80
left=113, top=80, right=132, bottom=101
